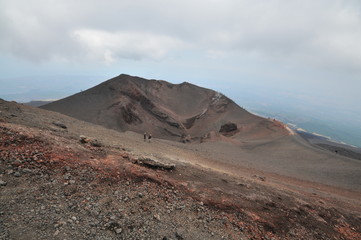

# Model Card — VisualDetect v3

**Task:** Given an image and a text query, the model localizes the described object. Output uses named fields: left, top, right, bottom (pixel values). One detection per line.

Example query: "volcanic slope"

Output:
left=1, top=99, right=360, bottom=239
left=40, top=74, right=361, bottom=193
left=41, top=74, right=288, bottom=142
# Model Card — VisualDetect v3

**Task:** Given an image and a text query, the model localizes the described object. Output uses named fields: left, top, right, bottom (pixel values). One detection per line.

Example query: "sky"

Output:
left=1, top=0, right=361, bottom=142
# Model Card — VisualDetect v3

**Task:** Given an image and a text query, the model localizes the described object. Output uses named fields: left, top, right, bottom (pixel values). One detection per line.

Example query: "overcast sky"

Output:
left=1, top=0, right=361, bottom=116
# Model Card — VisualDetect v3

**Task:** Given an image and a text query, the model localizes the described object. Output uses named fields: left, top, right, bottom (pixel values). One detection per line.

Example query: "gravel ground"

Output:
left=0, top=99, right=361, bottom=240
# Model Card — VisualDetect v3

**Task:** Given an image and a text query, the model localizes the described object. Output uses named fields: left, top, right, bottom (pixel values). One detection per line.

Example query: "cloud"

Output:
left=197, top=1, right=361, bottom=72
left=0, top=0, right=361, bottom=75
left=72, top=29, right=184, bottom=63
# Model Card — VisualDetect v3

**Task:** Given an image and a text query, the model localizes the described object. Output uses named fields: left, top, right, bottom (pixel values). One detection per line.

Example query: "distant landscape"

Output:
left=252, top=109, right=361, bottom=148
left=1, top=74, right=360, bottom=148
left=224, top=85, right=361, bottom=148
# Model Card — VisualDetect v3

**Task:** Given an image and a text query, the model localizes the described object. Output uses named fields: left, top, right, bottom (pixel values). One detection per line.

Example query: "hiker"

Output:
left=148, top=133, right=152, bottom=143
left=144, top=132, right=147, bottom=142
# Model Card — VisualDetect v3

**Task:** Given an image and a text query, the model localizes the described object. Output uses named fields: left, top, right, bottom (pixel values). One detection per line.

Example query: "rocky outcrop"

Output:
left=219, top=122, right=238, bottom=134
left=210, top=92, right=229, bottom=113
left=120, top=104, right=142, bottom=124
left=181, top=134, right=192, bottom=143
left=136, top=157, right=175, bottom=170
left=121, top=86, right=182, bottom=129
left=79, top=135, right=103, bottom=147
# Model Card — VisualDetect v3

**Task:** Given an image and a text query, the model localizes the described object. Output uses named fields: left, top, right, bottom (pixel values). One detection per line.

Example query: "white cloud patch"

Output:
left=73, top=29, right=184, bottom=63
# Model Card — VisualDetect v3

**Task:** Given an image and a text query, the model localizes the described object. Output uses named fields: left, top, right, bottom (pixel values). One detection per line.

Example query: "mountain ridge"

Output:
left=41, top=74, right=288, bottom=142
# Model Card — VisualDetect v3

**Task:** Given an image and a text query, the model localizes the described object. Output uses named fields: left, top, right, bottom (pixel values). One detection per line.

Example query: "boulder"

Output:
left=79, top=135, right=102, bottom=147
left=79, top=135, right=90, bottom=143
left=90, top=139, right=102, bottom=147
left=219, top=122, right=237, bottom=133
left=137, top=157, right=175, bottom=170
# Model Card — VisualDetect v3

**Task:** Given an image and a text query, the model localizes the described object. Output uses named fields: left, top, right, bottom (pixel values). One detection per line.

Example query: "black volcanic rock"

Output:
left=219, top=122, right=237, bottom=133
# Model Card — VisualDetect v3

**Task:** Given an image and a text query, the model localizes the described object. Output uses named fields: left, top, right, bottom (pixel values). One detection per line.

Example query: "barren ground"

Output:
left=0, top=100, right=360, bottom=240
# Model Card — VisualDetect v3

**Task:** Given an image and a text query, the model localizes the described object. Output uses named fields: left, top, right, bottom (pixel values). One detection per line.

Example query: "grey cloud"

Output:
left=1, top=0, right=361, bottom=74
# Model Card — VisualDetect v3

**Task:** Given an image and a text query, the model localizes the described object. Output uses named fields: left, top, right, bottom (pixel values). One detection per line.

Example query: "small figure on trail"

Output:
left=144, top=132, right=147, bottom=142
left=148, top=133, right=152, bottom=143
